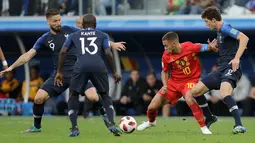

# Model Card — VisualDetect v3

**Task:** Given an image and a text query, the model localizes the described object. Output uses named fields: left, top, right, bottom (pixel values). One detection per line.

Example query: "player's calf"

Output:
left=137, top=94, right=164, bottom=131
left=185, top=94, right=212, bottom=134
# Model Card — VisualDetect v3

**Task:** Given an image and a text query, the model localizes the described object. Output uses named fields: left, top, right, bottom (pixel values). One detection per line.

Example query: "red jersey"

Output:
left=162, top=42, right=202, bottom=82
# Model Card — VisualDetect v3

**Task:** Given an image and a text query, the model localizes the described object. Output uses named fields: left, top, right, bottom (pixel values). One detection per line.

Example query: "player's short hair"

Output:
left=46, top=9, right=60, bottom=19
left=162, top=32, right=179, bottom=41
left=83, top=14, right=97, bottom=29
left=201, top=6, right=222, bottom=21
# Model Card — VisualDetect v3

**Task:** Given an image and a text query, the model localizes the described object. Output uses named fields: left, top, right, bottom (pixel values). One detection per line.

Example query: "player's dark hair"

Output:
left=201, top=6, right=222, bottom=21
left=83, top=14, right=97, bottom=29
left=162, top=32, right=179, bottom=41
left=46, top=9, right=60, bottom=19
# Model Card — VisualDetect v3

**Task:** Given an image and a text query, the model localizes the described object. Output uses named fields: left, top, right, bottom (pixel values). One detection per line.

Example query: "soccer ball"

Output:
left=119, top=116, right=137, bottom=133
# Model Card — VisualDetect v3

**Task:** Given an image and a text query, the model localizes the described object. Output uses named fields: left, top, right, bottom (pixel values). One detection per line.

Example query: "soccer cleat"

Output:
left=21, top=126, right=41, bottom=133
left=200, top=126, right=212, bottom=135
left=137, top=121, right=156, bottom=131
left=108, top=123, right=122, bottom=136
left=232, top=125, right=246, bottom=134
left=68, top=127, right=80, bottom=137
left=205, top=115, right=218, bottom=128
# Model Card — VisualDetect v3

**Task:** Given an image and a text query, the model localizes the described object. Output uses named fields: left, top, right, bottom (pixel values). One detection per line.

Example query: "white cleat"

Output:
left=200, top=126, right=212, bottom=135
left=137, top=121, right=156, bottom=131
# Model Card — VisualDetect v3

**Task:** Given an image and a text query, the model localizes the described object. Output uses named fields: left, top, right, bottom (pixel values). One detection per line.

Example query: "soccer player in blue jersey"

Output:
left=0, top=9, right=125, bottom=134
left=55, top=14, right=122, bottom=136
left=187, top=6, right=249, bottom=134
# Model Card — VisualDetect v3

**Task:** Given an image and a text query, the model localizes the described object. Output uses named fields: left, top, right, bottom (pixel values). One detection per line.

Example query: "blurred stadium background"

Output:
left=0, top=0, right=255, bottom=119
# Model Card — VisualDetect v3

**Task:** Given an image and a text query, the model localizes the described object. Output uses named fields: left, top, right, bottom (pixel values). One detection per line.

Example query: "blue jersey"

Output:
left=63, top=28, right=111, bottom=72
left=216, top=23, right=240, bottom=67
left=33, top=26, right=80, bottom=77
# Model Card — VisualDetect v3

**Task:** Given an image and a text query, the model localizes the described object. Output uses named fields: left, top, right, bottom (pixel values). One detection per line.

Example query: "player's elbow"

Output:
left=239, top=33, right=249, bottom=42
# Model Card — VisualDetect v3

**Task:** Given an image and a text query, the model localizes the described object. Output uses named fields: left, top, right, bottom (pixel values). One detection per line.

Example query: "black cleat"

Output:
left=205, top=115, right=218, bottom=128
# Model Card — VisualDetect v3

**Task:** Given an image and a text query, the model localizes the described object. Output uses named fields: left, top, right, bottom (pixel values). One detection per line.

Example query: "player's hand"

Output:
left=228, top=58, right=240, bottom=72
left=0, top=66, right=13, bottom=78
left=111, top=42, right=126, bottom=51
left=208, top=39, right=218, bottom=52
left=54, top=72, right=64, bottom=87
left=160, top=85, right=168, bottom=94
left=113, top=73, right=122, bottom=83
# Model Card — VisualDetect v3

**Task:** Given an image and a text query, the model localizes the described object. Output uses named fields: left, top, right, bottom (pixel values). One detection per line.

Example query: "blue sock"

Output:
left=68, top=94, right=79, bottom=129
left=223, top=95, right=242, bottom=126
left=94, top=96, right=110, bottom=124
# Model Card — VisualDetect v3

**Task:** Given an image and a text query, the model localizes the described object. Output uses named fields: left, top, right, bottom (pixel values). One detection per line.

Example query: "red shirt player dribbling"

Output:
left=137, top=32, right=218, bottom=134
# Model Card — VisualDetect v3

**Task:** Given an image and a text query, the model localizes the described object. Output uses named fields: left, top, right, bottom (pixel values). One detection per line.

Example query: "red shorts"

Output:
left=158, top=78, right=199, bottom=105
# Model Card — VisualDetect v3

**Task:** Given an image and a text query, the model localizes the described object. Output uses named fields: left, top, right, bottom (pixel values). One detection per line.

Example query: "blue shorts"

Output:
left=40, top=76, right=94, bottom=97
left=201, top=64, right=242, bottom=90
left=70, top=71, right=109, bottom=95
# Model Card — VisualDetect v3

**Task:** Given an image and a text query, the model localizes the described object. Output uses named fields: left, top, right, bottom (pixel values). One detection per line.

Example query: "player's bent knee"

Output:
left=220, top=82, right=233, bottom=98
left=85, top=87, right=99, bottom=102
left=191, top=81, right=208, bottom=96
left=34, top=89, right=49, bottom=104
left=184, top=91, right=195, bottom=106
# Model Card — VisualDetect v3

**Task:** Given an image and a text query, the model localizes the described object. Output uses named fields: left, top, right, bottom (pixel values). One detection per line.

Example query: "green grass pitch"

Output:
left=0, top=116, right=254, bottom=143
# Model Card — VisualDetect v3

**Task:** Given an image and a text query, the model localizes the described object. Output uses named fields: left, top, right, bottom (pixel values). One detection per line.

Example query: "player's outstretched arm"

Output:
left=0, top=49, right=37, bottom=77
left=0, top=47, right=8, bottom=69
left=109, top=41, right=126, bottom=51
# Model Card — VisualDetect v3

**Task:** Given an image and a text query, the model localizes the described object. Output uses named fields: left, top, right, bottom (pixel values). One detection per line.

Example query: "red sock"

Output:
left=147, top=109, right=158, bottom=123
left=189, top=102, right=206, bottom=127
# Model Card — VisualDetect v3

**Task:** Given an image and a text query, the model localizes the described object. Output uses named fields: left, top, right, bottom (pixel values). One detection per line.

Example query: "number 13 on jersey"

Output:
left=79, top=37, right=98, bottom=55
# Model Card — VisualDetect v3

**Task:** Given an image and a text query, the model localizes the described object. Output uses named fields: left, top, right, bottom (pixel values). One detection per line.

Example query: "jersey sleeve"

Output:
left=63, top=34, right=74, bottom=49
left=103, top=33, right=111, bottom=49
left=221, top=24, right=240, bottom=39
left=184, top=42, right=201, bottom=53
left=33, top=33, right=47, bottom=51
left=161, top=53, right=169, bottom=72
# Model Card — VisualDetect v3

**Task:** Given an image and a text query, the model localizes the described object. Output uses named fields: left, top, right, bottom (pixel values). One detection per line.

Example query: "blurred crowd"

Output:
left=1, top=0, right=255, bottom=16
left=1, top=64, right=255, bottom=117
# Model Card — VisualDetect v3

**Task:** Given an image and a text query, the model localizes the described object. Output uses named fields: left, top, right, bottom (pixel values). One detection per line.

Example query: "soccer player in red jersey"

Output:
left=137, top=32, right=218, bottom=134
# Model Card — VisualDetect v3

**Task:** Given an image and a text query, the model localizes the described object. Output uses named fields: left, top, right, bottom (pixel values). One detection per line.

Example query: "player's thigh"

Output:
left=41, top=76, right=70, bottom=97
left=148, top=93, right=168, bottom=111
left=70, top=71, right=89, bottom=94
left=84, top=81, right=98, bottom=102
left=158, top=85, right=182, bottom=106
left=90, top=71, right=109, bottom=94
left=180, top=80, right=198, bottom=105
left=220, top=67, right=242, bottom=98
left=198, top=71, right=221, bottom=94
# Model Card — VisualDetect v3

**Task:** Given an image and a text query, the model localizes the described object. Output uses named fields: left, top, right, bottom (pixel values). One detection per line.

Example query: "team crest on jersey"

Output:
left=175, top=57, right=190, bottom=69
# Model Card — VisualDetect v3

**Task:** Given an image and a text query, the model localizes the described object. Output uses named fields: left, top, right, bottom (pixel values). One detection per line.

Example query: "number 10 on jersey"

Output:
left=79, top=37, right=98, bottom=55
left=183, top=67, right=191, bottom=75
